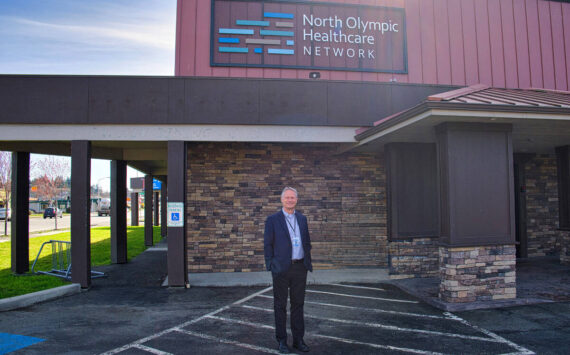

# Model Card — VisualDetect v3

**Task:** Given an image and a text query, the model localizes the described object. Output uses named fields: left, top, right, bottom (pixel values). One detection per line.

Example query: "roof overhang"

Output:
left=0, top=124, right=359, bottom=175
left=352, top=87, right=570, bottom=154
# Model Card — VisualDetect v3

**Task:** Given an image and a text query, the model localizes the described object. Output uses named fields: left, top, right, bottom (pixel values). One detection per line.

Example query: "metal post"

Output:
left=167, top=141, right=188, bottom=286
left=154, top=191, right=160, bottom=226
left=11, top=152, right=30, bottom=274
left=161, top=178, right=167, bottom=237
left=111, top=160, right=127, bottom=264
left=131, top=192, right=139, bottom=226
left=144, top=174, right=153, bottom=246
left=71, top=140, right=91, bottom=288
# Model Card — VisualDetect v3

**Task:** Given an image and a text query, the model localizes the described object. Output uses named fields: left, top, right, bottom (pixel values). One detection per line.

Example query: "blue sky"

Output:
left=0, top=0, right=177, bottom=191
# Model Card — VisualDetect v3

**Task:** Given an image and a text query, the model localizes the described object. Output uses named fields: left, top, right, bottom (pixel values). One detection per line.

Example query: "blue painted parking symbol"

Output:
left=171, top=213, right=180, bottom=221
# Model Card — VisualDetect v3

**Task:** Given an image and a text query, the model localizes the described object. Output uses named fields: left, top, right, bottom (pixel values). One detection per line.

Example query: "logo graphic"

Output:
left=211, top=0, right=407, bottom=73
left=171, top=213, right=180, bottom=221
left=217, top=12, right=295, bottom=56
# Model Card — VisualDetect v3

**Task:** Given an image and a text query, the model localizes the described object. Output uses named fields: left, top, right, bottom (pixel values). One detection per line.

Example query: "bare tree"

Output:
left=0, top=151, right=11, bottom=235
left=34, top=155, right=70, bottom=230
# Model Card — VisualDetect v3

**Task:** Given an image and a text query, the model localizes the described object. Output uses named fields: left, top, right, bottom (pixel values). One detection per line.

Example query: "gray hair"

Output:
left=281, top=186, right=298, bottom=199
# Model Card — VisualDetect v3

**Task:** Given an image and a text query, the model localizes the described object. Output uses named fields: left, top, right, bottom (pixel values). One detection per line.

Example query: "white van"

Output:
left=97, top=198, right=111, bottom=216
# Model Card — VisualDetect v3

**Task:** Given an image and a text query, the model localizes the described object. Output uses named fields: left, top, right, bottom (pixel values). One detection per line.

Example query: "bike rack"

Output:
left=31, top=240, right=106, bottom=280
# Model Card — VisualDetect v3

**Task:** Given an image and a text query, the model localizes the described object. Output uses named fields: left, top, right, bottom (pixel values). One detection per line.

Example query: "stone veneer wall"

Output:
left=561, top=231, right=570, bottom=264
left=525, top=155, right=561, bottom=257
left=439, top=245, right=516, bottom=303
left=388, top=238, right=439, bottom=279
left=186, top=143, right=387, bottom=273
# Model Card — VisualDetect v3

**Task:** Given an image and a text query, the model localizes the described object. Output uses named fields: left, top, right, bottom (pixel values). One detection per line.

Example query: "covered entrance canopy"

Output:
left=354, top=84, right=570, bottom=153
left=351, top=85, right=570, bottom=303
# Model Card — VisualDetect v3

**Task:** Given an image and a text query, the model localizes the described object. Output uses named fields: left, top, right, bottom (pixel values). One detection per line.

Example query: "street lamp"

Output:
left=97, top=177, right=110, bottom=199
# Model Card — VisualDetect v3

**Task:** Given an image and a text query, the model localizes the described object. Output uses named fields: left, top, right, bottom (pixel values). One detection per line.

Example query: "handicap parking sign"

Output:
left=167, top=203, right=184, bottom=227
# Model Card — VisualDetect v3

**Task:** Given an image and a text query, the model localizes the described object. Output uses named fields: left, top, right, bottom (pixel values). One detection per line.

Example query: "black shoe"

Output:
left=293, top=339, right=310, bottom=352
left=278, top=340, right=290, bottom=353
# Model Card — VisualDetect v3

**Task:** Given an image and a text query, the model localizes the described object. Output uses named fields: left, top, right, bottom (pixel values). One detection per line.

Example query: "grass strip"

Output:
left=0, top=226, right=161, bottom=299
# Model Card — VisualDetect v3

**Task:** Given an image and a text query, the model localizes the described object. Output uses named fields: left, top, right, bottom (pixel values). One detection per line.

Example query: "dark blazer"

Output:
left=264, top=210, right=313, bottom=275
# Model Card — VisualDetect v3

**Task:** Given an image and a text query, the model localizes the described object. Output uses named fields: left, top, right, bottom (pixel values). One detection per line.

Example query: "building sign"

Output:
left=153, top=179, right=162, bottom=191
left=211, top=0, right=407, bottom=73
left=167, top=202, right=184, bottom=227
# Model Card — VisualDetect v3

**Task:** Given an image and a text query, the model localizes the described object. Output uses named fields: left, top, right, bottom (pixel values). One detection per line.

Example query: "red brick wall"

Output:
left=186, top=142, right=387, bottom=273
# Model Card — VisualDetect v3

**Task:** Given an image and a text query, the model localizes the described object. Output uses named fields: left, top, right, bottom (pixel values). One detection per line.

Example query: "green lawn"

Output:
left=0, top=226, right=162, bottom=299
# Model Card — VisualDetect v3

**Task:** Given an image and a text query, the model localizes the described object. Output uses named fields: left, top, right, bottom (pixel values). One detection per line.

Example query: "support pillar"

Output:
left=436, top=123, right=516, bottom=303
left=154, top=191, right=160, bottom=226
left=161, top=179, right=167, bottom=238
left=514, top=153, right=534, bottom=259
left=385, top=143, right=439, bottom=279
left=111, top=160, right=127, bottom=264
left=555, top=146, right=570, bottom=264
left=131, top=192, right=139, bottom=226
left=71, top=140, right=91, bottom=288
left=167, top=141, right=188, bottom=286
left=144, top=174, right=153, bottom=246
left=11, top=152, right=30, bottom=274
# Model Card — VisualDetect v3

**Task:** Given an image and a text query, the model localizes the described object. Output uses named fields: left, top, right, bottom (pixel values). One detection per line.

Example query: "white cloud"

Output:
left=0, top=0, right=176, bottom=75
left=7, top=16, right=174, bottom=50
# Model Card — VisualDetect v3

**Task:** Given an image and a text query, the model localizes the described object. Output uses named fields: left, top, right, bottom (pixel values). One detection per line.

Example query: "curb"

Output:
left=162, top=268, right=391, bottom=287
left=389, top=281, right=554, bottom=312
left=0, top=284, right=81, bottom=312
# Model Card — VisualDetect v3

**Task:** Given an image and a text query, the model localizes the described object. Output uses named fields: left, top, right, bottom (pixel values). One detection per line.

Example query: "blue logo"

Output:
left=217, top=12, right=295, bottom=55
left=171, top=213, right=180, bottom=221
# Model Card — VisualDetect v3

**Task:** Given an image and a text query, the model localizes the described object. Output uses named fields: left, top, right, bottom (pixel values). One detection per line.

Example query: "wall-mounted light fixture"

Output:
left=309, top=72, right=320, bottom=79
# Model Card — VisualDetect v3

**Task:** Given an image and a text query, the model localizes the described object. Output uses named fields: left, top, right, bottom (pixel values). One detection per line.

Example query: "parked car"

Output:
left=43, top=207, right=62, bottom=219
left=0, top=208, right=11, bottom=221
left=97, top=198, right=111, bottom=216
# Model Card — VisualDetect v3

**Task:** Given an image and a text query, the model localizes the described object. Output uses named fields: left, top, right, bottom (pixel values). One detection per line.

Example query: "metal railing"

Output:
left=31, top=240, right=105, bottom=280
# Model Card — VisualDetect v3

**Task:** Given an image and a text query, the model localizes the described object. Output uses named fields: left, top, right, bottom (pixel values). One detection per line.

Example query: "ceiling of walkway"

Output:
left=0, top=140, right=167, bottom=176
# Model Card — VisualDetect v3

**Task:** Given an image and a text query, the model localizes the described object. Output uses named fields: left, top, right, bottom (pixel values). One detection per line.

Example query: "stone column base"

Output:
left=561, top=231, right=570, bottom=265
left=388, top=237, right=439, bottom=279
left=439, top=245, right=516, bottom=303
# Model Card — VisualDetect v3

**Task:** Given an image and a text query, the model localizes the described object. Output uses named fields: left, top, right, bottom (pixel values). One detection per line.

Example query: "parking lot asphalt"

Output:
left=1, top=247, right=569, bottom=354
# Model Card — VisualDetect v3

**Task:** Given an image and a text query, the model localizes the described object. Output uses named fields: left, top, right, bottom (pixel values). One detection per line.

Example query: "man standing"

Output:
left=264, top=187, right=313, bottom=353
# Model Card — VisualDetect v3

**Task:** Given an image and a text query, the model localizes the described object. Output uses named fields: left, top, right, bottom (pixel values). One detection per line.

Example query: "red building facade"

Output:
left=176, top=0, right=570, bottom=90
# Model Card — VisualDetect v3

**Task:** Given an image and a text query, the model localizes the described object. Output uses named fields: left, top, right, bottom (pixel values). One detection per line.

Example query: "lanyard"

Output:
left=286, top=215, right=297, bottom=234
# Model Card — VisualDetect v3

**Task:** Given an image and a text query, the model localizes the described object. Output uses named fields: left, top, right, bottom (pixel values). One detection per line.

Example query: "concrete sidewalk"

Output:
left=166, top=268, right=390, bottom=287
left=2, top=240, right=569, bottom=313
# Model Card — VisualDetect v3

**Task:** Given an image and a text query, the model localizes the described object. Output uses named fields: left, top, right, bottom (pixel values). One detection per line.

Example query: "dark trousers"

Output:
left=272, top=262, right=308, bottom=342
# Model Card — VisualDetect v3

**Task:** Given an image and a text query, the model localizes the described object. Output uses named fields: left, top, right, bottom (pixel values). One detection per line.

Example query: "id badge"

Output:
left=293, top=236, right=301, bottom=247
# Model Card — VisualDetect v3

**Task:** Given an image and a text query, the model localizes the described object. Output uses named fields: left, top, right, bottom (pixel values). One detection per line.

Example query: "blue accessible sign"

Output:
left=167, top=202, right=184, bottom=227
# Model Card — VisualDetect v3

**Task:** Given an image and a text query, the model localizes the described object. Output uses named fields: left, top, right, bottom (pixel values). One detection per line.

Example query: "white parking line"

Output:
left=101, top=284, right=532, bottom=355
left=174, top=329, right=280, bottom=354
left=306, top=289, right=419, bottom=303
left=131, top=344, right=173, bottom=355
left=241, top=305, right=501, bottom=343
left=271, top=296, right=447, bottom=320
left=328, top=283, right=386, bottom=291
left=444, top=312, right=535, bottom=355
left=100, top=287, right=273, bottom=355
left=208, top=315, right=447, bottom=355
